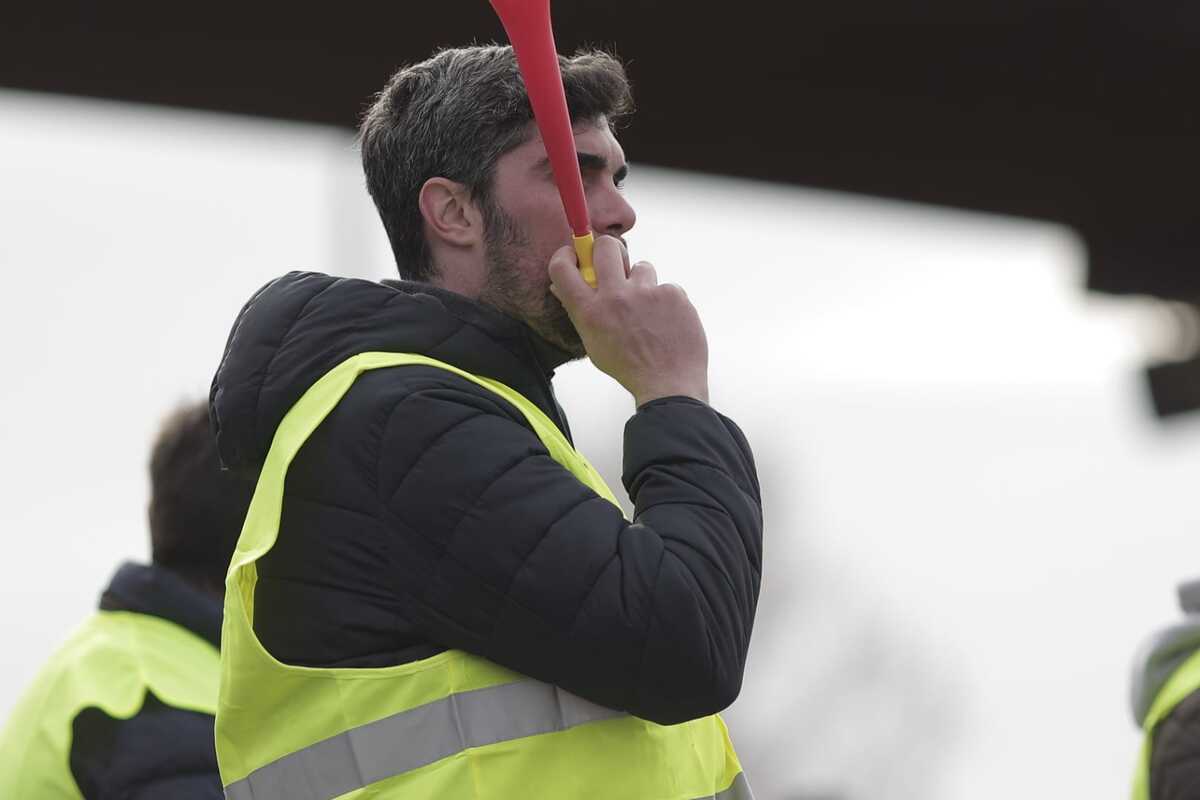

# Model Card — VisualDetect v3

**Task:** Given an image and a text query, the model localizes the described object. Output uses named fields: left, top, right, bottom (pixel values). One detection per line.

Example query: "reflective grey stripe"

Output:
left=224, top=679, right=625, bottom=800
left=224, top=677, right=751, bottom=800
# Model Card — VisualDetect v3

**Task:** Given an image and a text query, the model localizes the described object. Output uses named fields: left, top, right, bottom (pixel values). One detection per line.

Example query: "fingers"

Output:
left=629, top=260, right=658, bottom=287
left=592, top=235, right=627, bottom=290
left=554, top=236, right=657, bottom=306
left=548, top=245, right=591, bottom=310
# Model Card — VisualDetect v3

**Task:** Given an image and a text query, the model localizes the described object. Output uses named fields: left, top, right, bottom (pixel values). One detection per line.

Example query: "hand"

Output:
left=549, top=236, right=709, bottom=407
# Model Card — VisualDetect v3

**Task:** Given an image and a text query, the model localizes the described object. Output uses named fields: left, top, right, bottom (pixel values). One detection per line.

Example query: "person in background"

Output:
left=1131, top=579, right=1200, bottom=800
left=0, top=401, right=255, bottom=799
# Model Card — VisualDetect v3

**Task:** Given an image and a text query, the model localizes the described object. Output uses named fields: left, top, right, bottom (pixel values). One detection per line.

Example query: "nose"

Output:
left=590, top=184, right=637, bottom=240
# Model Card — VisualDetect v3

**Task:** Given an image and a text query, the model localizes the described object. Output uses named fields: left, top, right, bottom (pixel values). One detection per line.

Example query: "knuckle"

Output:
left=607, top=292, right=634, bottom=314
left=632, top=261, right=656, bottom=278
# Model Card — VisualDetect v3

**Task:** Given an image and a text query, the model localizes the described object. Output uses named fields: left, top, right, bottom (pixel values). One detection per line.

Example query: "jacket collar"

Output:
left=99, top=562, right=222, bottom=648
left=211, top=271, right=580, bottom=471
left=380, top=280, right=576, bottom=378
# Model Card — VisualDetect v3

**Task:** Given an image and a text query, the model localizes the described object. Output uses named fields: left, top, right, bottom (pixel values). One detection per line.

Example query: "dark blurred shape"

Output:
left=1, top=1, right=1197, bottom=301
left=1147, top=357, right=1200, bottom=419
left=1145, top=301, right=1200, bottom=418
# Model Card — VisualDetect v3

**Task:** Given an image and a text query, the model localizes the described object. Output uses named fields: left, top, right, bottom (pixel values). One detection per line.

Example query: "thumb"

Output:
left=548, top=244, right=592, bottom=310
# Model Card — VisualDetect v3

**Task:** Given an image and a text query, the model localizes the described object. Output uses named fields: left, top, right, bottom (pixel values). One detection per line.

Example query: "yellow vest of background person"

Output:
left=1133, top=648, right=1200, bottom=800
left=0, top=611, right=218, bottom=799
left=216, top=351, right=752, bottom=800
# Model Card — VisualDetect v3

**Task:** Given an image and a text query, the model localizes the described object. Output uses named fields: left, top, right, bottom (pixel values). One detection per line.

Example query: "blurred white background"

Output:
left=2, top=88, right=1199, bottom=799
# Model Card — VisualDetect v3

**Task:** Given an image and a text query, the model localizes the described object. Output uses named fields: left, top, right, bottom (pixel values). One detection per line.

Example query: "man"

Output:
left=0, top=402, right=255, bottom=798
left=1131, top=579, right=1200, bottom=799
left=211, top=45, right=762, bottom=799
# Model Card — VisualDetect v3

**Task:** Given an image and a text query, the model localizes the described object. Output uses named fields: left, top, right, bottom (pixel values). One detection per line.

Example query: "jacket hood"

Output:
left=210, top=271, right=575, bottom=472
left=1131, top=579, right=1200, bottom=725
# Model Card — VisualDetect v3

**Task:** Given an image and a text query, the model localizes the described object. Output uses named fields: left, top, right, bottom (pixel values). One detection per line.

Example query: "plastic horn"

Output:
left=488, top=0, right=597, bottom=286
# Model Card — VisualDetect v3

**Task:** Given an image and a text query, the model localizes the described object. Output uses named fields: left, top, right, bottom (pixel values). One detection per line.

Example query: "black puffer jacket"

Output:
left=210, top=271, right=763, bottom=724
left=1149, top=690, right=1200, bottom=800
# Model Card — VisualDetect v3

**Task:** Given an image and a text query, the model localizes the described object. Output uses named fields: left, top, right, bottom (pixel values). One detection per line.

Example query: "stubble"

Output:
left=479, top=202, right=586, bottom=359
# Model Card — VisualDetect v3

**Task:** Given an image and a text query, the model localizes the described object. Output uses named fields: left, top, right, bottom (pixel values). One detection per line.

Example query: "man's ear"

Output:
left=418, top=177, right=481, bottom=248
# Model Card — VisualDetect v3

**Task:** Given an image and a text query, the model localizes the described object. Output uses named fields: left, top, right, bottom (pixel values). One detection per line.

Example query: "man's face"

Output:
left=479, top=119, right=636, bottom=358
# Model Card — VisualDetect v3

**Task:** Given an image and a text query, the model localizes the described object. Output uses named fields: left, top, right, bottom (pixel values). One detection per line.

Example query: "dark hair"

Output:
left=148, top=401, right=255, bottom=593
left=359, top=45, right=633, bottom=282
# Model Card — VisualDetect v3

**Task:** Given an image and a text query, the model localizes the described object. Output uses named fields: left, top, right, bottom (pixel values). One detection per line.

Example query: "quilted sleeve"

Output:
left=376, top=387, right=763, bottom=725
left=1151, top=689, right=1200, bottom=800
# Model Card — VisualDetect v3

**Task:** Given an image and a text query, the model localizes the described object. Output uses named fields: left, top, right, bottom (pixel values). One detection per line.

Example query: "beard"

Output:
left=478, top=202, right=586, bottom=359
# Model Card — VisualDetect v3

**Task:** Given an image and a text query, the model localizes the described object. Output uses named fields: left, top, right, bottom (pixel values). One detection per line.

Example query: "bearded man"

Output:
left=210, top=45, right=762, bottom=800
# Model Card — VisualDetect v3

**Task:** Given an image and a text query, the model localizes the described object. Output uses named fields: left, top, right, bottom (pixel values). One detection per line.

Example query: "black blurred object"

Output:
left=1148, top=357, right=1200, bottom=419
left=1145, top=301, right=1200, bottom=419
left=1, top=1, right=1197, bottom=302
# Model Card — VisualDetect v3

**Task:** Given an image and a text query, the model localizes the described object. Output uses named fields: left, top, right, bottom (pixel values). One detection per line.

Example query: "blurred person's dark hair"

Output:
left=148, top=402, right=255, bottom=595
left=359, top=45, right=632, bottom=282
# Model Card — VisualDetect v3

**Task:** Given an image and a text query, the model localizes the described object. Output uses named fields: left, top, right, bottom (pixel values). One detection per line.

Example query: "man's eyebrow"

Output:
left=534, top=152, right=629, bottom=182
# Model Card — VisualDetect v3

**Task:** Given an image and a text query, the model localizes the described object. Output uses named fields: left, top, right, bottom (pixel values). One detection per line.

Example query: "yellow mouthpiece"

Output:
left=573, top=232, right=596, bottom=287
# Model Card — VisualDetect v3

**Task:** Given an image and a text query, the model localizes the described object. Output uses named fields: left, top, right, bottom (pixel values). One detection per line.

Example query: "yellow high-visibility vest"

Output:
left=216, top=352, right=751, bottom=800
left=1133, top=648, right=1200, bottom=800
left=0, top=611, right=219, bottom=799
